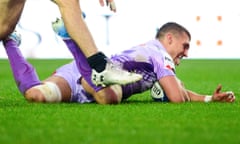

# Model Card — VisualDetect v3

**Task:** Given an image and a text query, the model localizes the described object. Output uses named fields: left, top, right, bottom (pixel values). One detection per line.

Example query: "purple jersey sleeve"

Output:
left=111, top=40, right=175, bottom=99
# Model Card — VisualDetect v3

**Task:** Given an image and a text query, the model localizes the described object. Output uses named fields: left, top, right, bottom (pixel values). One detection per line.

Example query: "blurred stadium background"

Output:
left=0, top=0, right=240, bottom=59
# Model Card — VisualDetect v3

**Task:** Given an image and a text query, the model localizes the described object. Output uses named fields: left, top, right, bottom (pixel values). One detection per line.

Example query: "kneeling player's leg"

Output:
left=3, top=31, right=41, bottom=95
left=52, top=18, right=103, bottom=92
left=51, top=18, right=124, bottom=104
left=59, top=37, right=123, bottom=104
left=51, top=1, right=142, bottom=87
left=51, top=25, right=122, bottom=104
left=3, top=31, right=71, bottom=103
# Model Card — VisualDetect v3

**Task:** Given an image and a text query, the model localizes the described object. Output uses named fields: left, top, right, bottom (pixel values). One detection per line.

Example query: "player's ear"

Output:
left=166, top=33, right=173, bottom=44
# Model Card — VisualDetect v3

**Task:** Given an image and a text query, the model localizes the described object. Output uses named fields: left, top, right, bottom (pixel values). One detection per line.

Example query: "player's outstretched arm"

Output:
left=187, top=85, right=235, bottom=103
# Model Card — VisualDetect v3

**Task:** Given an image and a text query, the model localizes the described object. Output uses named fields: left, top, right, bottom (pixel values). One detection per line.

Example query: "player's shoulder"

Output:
left=153, top=43, right=175, bottom=72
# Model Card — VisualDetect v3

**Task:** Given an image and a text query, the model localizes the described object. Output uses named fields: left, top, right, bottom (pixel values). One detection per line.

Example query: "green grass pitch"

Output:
left=0, top=59, right=240, bottom=144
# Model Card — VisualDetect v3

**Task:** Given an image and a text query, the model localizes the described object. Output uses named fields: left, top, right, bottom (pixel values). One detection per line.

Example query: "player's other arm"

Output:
left=186, top=85, right=235, bottom=103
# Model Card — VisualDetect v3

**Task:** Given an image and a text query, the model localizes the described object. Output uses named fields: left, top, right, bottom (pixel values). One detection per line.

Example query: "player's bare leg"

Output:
left=50, top=0, right=115, bottom=57
left=51, top=0, right=97, bottom=57
left=0, top=0, right=26, bottom=40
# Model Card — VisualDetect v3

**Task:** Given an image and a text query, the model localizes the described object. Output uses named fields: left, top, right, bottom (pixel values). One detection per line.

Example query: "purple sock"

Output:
left=3, top=39, right=41, bottom=94
left=63, top=39, right=103, bottom=92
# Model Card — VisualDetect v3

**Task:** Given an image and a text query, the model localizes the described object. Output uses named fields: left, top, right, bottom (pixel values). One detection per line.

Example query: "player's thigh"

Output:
left=0, top=0, right=26, bottom=39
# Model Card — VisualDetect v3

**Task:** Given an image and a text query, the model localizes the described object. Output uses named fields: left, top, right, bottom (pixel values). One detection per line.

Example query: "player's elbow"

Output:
left=169, top=98, right=185, bottom=103
left=168, top=88, right=190, bottom=103
left=168, top=94, right=189, bottom=103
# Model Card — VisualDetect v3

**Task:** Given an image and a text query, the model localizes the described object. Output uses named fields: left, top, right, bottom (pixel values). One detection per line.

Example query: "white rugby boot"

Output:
left=91, top=60, right=142, bottom=87
left=5, top=31, right=22, bottom=46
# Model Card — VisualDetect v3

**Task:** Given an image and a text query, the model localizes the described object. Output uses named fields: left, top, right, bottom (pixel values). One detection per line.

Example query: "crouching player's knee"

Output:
left=81, top=78, right=122, bottom=104
left=94, top=85, right=123, bottom=104
left=24, top=82, right=62, bottom=103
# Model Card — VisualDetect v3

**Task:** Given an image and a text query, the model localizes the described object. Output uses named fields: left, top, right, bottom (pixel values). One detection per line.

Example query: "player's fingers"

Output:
left=231, top=95, right=236, bottom=102
left=226, top=91, right=235, bottom=99
left=214, top=84, right=222, bottom=94
left=99, top=0, right=104, bottom=6
left=225, top=94, right=235, bottom=102
left=220, top=91, right=235, bottom=102
left=229, top=95, right=235, bottom=102
left=109, top=1, right=116, bottom=12
left=106, top=0, right=114, bottom=5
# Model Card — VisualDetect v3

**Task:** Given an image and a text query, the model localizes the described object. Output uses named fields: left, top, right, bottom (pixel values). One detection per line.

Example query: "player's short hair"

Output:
left=155, top=22, right=191, bottom=41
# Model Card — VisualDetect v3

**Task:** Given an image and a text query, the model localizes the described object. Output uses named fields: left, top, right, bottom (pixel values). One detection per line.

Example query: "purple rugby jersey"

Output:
left=110, top=39, right=176, bottom=99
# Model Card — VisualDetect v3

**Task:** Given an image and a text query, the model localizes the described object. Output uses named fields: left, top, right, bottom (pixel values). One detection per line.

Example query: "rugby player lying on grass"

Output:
left=2, top=21, right=235, bottom=104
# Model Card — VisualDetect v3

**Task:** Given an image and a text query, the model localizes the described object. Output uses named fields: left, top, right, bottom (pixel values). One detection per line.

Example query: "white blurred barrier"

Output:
left=0, top=0, right=240, bottom=58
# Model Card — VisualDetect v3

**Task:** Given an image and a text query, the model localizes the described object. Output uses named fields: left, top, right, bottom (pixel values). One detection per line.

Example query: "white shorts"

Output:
left=53, top=61, right=95, bottom=103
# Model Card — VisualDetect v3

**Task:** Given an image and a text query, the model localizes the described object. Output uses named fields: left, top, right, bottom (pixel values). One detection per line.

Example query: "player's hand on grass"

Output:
left=212, top=85, right=235, bottom=103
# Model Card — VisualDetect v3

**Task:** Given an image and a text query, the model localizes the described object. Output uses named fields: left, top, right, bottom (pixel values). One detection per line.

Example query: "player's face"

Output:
left=173, top=33, right=190, bottom=65
left=164, top=32, right=190, bottom=66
